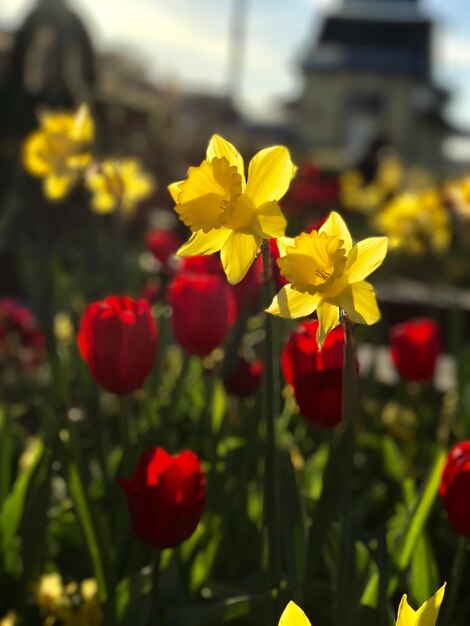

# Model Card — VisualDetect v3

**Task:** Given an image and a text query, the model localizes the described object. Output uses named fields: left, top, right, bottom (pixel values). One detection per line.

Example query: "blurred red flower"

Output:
left=281, top=320, right=347, bottom=428
left=145, top=229, right=181, bottom=266
left=169, top=273, right=235, bottom=357
left=232, top=257, right=263, bottom=315
left=281, top=160, right=338, bottom=216
left=440, top=442, right=470, bottom=536
left=390, top=318, right=442, bottom=382
left=120, top=447, right=205, bottom=549
left=139, top=281, right=161, bottom=305
left=0, top=298, right=46, bottom=369
left=224, top=356, right=264, bottom=397
left=179, top=255, right=224, bottom=276
left=78, top=296, right=157, bottom=395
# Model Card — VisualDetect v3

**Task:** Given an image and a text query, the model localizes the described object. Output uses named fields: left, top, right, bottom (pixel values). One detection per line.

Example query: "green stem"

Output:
left=261, top=241, right=282, bottom=589
left=336, top=317, right=357, bottom=626
left=150, top=549, right=162, bottom=625
left=442, top=537, right=468, bottom=626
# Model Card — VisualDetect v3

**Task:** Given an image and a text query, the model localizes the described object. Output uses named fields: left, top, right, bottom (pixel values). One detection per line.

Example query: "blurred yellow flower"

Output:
left=0, top=612, right=17, bottom=626
left=446, top=175, right=470, bottom=222
left=63, top=579, right=102, bottom=626
left=267, top=211, right=387, bottom=347
left=54, top=312, right=74, bottom=346
left=396, top=583, right=446, bottom=626
left=170, top=134, right=296, bottom=284
left=278, top=601, right=311, bottom=626
left=86, top=158, right=155, bottom=217
left=340, top=155, right=402, bottom=213
left=374, top=190, right=450, bottom=255
left=23, top=104, right=94, bottom=201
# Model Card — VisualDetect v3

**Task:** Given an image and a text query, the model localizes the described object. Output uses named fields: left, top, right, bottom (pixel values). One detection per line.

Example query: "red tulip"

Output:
left=281, top=320, right=347, bottom=428
left=169, top=273, right=235, bottom=357
left=145, top=229, right=181, bottom=266
left=78, top=296, right=157, bottom=395
left=120, top=447, right=205, bottom=549
left=224, top=357, right=264, bottom=397
left=179, top=255, right=224, bottom=276
left=139, top=281, right=161, bottom=305
left=390, top=318, right=442, bottom=382
left=0, top=298, right=46, bottom=369
left=440, top=442, right=470, bottom=536
left=232, top=258, right=263, bottom=315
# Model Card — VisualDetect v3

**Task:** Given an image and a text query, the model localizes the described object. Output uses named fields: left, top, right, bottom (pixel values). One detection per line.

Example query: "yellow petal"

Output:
left=256, top=201, right=287, bottom=238
left=245, top=146, right=296, bottom=207
left=44, top=174, right=73, bottom=201
left=415, top=583, right=446, bottom=626
left=177, top=228, right=230, bottom=257
left=91, top=191, right=116, bottom=214
left=206, top=134, right=245, bottom=183
left=220, top=232, right=261, bottom=284
left=266, top=284, right=319, bottom=319
left=277, top=236, right=296, bottom=256
left=396, top=595, right=416, bottom=626
left=168, top=180, right=184, bottom=202
left=345, top=237, right=388, bottom=283
left=22, top=131, right=52, bottom=176
left=319, top=211, right=352, bottom=252
left=279, top=601, right=311, bottom=626
left=338, top=280, right=380, bottom=325
left=316, top=300, right=340, bottom=348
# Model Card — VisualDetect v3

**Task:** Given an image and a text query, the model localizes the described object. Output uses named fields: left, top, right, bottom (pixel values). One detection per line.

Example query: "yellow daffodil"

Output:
left=86, top=158, right=155, bottom=217
left=267, top=211, right=387, bottom=347
left=374, top=190, right=450, bottom=255
left=278, top=601, right=311, bottom=626
left=169, top=134, right=296, bottom=284
left=0, top=612, right=17, bottom=626
left=396, top=584, right=446, bottom=626
left=23, top=104, right=93, bottom=201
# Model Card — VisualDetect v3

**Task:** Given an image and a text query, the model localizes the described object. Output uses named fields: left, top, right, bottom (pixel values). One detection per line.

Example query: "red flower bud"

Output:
left=0, top=298, right=46, bottom=369
left=440, top=442, right=470, bottom=536
left=145, top=229, right=181, bottom=266
left=224, top=357, right=264, bottom=397
left=281, top=320, right=348, bottom=428
left=390, top=318, right=442, bottom=383
left=169, top=273, right=235, bottom=357
left=120, top=447, right=205, bottom=549
left=78, top=296, right=157, bottom=395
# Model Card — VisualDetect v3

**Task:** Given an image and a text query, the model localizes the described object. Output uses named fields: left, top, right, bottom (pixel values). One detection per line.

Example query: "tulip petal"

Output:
left=316, top=300, right=340, bottom=348
left=266, top=285, right=319, bottom=319
left=279, top=601, right=311, bottom=626
left=206, top=134, right=245, bottom=183
left=345, top=237, right=388, bottom=283
left=245, top=146, right=296, bottom=207
left=319, top=211, right=353, bottom=252
left=168, top=180, right=184, bottom=202
left=256, top=201, right=287, bottom=238
left=221, top=232, right=261, bottom=284
left=178, top=228, right=230, bottom=257
left=415, top=583, right=446, bottom=626
left=338, top=280, right=380, bottom=325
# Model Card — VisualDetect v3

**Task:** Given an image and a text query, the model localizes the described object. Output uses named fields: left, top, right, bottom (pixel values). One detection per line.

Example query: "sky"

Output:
left=2, top=0, right=470, bottom=128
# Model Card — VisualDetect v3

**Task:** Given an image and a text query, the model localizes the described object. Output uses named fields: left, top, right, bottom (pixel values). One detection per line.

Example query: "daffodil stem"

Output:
left=261, top=240, right=282, bottom=590
left=442, top=537, right=468, bottom=626
left=150, top=548, right=162, bottom=625
left=336, top=317, right=357, bottom=626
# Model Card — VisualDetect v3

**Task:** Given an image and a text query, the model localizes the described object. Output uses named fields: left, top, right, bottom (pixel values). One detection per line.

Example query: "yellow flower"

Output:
left=23, top=104, right=94, bottom=201
left=374, top=190, right=450, bottom=255
left=86, top=158, right=154, bottom=217
left=267, top=211, right=387, bottom=347
left=170, top=134, right=296, bottom=284
left=396, top=584, right=446, bottom=626
left=54, top=312, right=74, bottom=346
left=278, top=601, right=311, bottom=626
left=0, top=612, right=17, bottom=626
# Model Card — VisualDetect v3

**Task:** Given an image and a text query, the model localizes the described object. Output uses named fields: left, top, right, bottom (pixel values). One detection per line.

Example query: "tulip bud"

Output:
left=440, top=442, right=470, bottom=536
left=390, top=318, right=442, bottom=383
left=223, top=357, right=264, bottom=397
left=77, top=296, right=157, bottom=395
left=169, top=273, right=235, bottom=357
left=119, top=447, right=205, bottom=549
left=145, top=229, right=181, bottom=266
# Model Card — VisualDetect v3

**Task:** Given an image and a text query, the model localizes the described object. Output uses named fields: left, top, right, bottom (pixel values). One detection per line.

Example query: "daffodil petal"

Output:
left=415, top=583, right=446, bottom=626
left=22, top=131, right=52, bottom=176
left=168, top=180, right=184, bottom=202
left=221, top=232, right=261, bottom=284
left=256, top=201, right=287, bottom=238
left=346, top=237, right=388, bottom=283
left=316, top=300, right=340, bottom=348
left=277, top=236, right=296, bottom=256
left=266, top=285, right=319, bottom=319
left=206, top=134, right=245, bottom=183
left=319, top=211, right=353, bottom=252
left=338, top=280, right=380, bottom=325
left=396, top=594, right=417, bottom=626
left=177, top=228, right=230, bottom=257
left=44, top=174, right=73, bottom=201
left=279, top=601, right=311, bottom=626
left=91, top=191, right=116, bottom=214
left=245, top=146, right=296, bottom=206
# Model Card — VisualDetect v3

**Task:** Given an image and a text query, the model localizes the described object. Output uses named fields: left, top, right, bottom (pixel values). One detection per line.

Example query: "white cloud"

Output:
left=435, top=30, right=470, bottom=66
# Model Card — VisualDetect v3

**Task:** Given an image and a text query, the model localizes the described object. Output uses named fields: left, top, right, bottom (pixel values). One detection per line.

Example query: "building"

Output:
left=291, top=0, right=454, bottom=172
